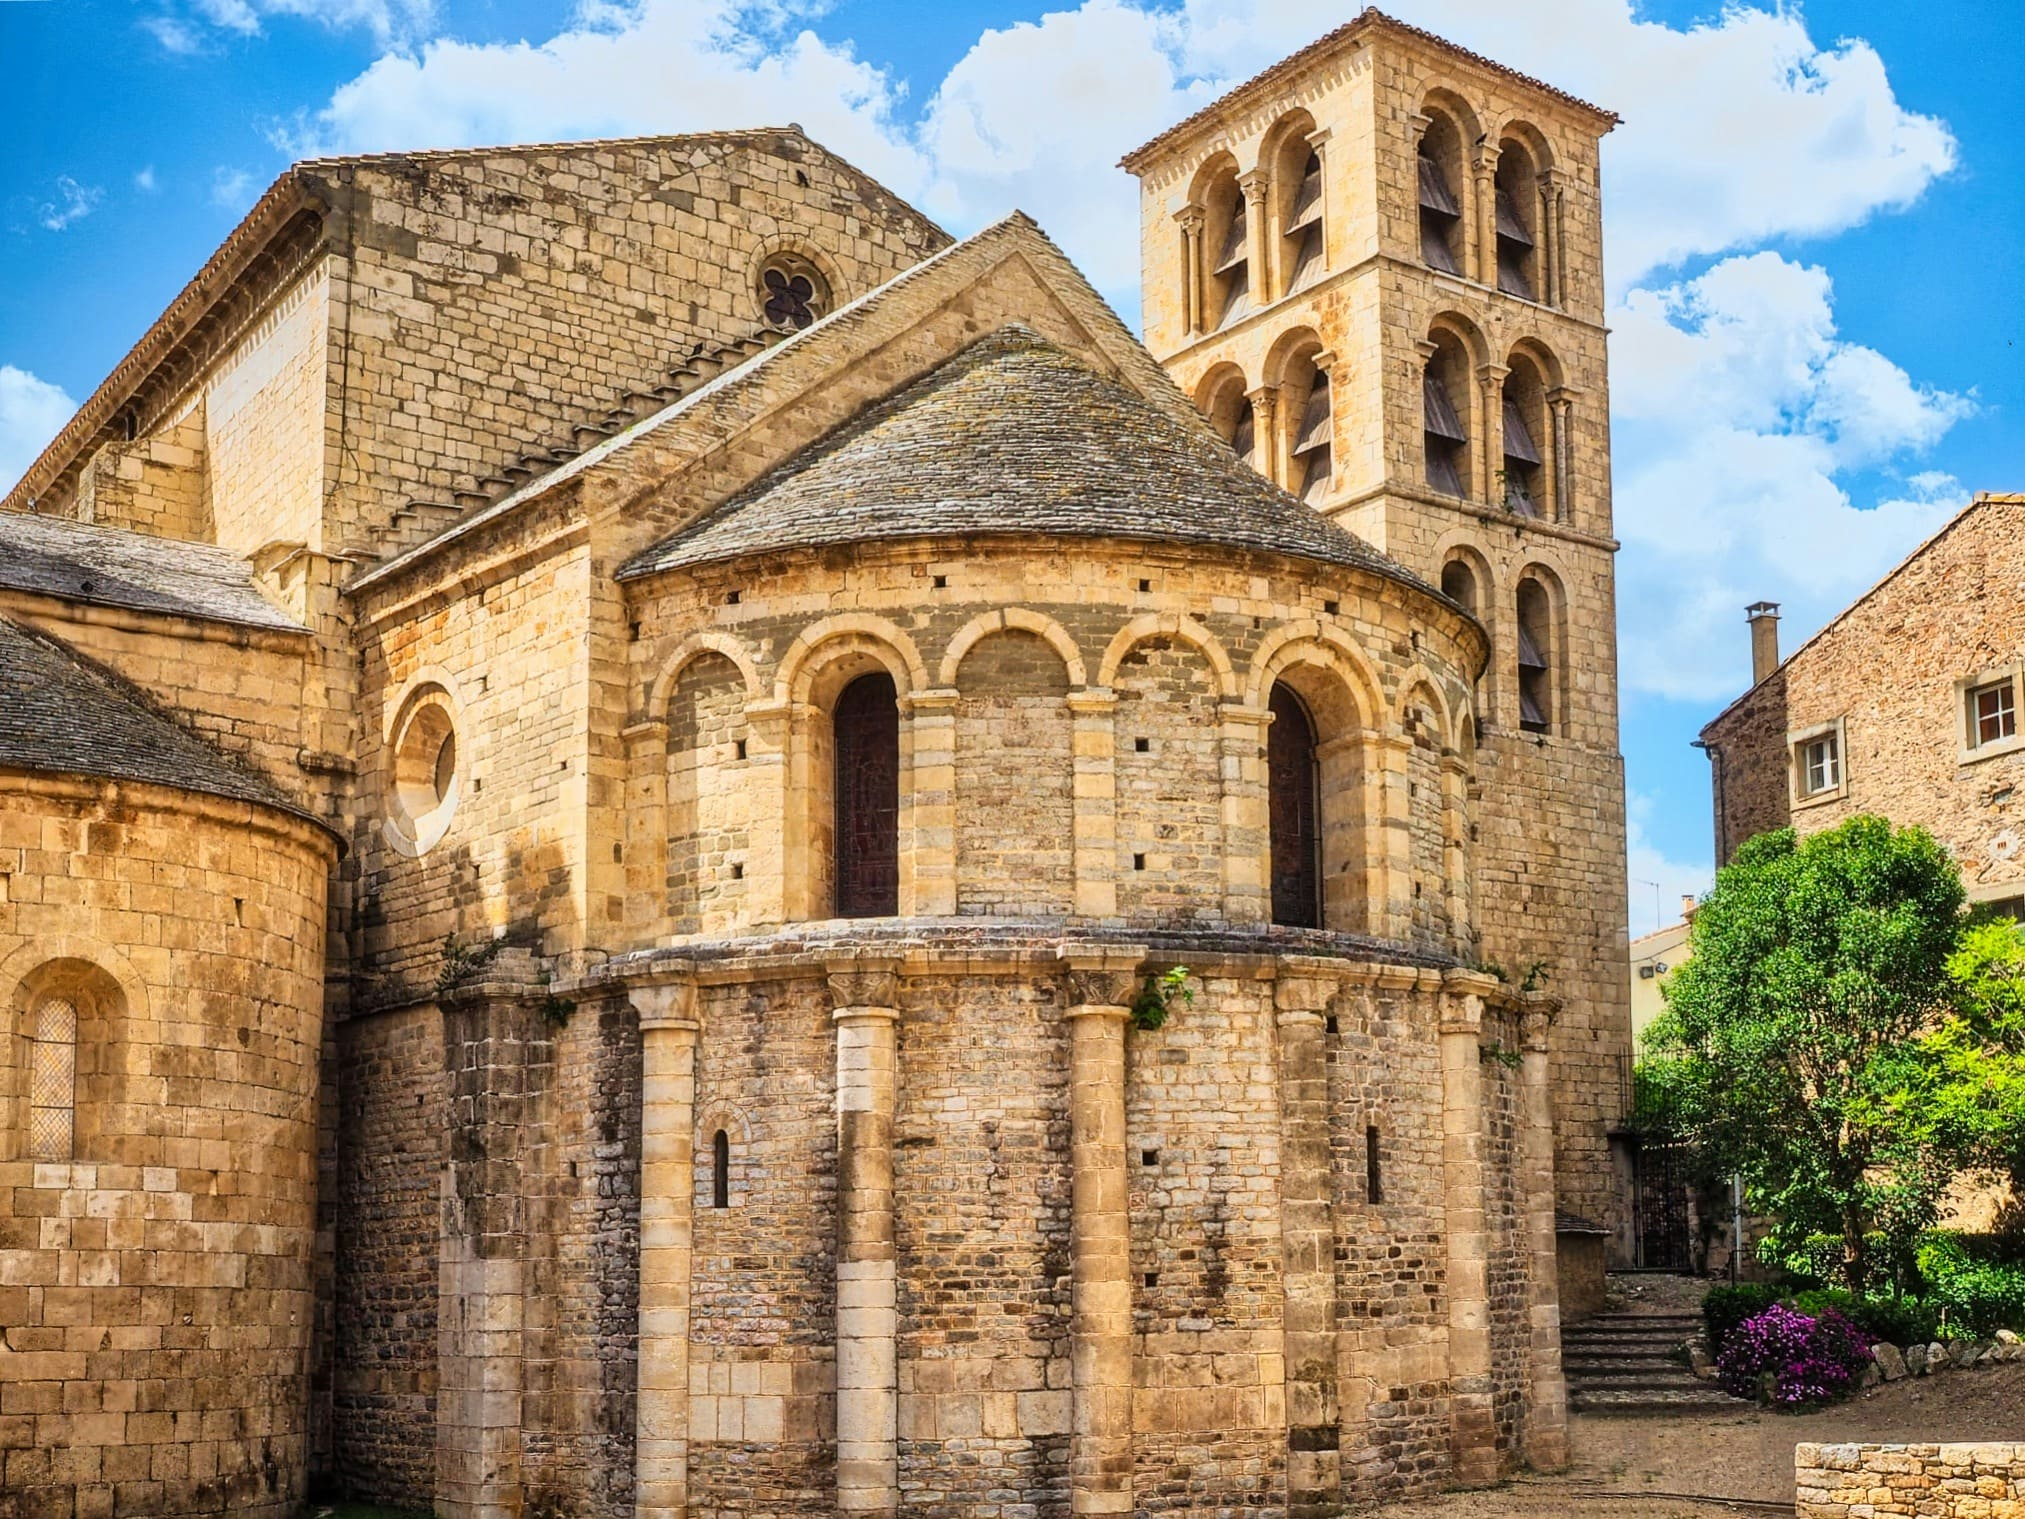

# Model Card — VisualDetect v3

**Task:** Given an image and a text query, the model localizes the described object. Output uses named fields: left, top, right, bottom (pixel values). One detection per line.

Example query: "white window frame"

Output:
left=1788, top=716, right=1848, bottom=810
left=1958, top=662, right=2025, bottom=764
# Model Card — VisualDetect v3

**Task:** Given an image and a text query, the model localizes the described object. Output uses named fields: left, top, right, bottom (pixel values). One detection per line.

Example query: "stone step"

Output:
left=1563, top=1354, right=1687, bottom=1374
left=1566, top=1370, right=1703, bottom=1393
left=1569, top=1386, right=1737, bottom=1416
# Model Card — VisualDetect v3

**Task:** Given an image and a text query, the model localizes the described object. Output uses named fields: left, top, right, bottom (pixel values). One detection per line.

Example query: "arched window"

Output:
left=1198, top=369, right=1255, bottom=470
left=1267, top=683, right=1322, bottom=929
left=1516, top=578, right=1554, bottom=734
left=832, top=671, right=900, bottom=917
left=1203, top=167, right=1251, bottom=329
left=1441, top=555, right=1488, bottom=734
left=1423, top=336, right=1471, bottom=498
left=1500, top=363, right=1547, bottom=518
left=1417, top=120, right=1464, bottom=275
left=1277, top=131, right=1326, bottom=296
left=27, top=994, right=77, bottom=1162
left=1494, top=141, right=1539, bottom=301
left=1281, top=349, right=1332, bottom=504
left=711, top=1129, right=730, bottom=1209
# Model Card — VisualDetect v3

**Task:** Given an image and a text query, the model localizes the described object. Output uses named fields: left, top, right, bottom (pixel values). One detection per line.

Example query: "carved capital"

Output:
left=1058, top=943, right=1146, bottom=1011
left=1238, top=168, right=1270, bottom=206
left=1247, top=384, right=1280, bottom=427
left=1175, top=204, right=1206, bottom=233
left=826, top=953, right=905, bottom=1013
left=1520, top=1007, right=1554, bottom=1053
left=1439, top=990, right=1485, bottom=1038
left=630, top=969, right=700, bottom=1033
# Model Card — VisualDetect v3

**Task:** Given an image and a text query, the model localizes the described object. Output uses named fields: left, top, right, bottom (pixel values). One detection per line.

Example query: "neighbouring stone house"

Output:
left=0, top=11, right=1632, bottom=1518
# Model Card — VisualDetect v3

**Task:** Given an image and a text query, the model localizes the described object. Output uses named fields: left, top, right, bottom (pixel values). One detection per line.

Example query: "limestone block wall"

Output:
left=205, top=265, right=331, bottom=559
left=74, top=410, right=211, bottom=543
left=1796, top=1442, right=2025, bottom=1519
left=0, top=775, right=334, bottom=1519
left=1705, top=497, right=2025, bottom=885
left=316, top=135, right=948, bottom=555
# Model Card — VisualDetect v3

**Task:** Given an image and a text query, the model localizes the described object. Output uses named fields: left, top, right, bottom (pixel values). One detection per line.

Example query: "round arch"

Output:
left=1098, top=613, right=1239, bottom=700
left=775, top=613, right=927, bottom=706
left=940, top=608, right=1088, bottom=689
left=1245, top=621, right=1383, bottom=729
left=648, top=630, right=763, bottom=716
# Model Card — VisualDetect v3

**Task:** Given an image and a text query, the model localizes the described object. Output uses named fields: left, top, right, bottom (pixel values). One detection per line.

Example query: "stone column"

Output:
left=1469, top=144, right=1500, bottom=288
left=742, top=696, right=796, bottom=927
left=1240, top=168, right=1272, bottom=304
left=830, top=956, right=904, bottom=1517
left=1535, top=172, right=1561, bottom=310
left=1276, top=968, right=1342, bottom=1518
left=1219, top=701, right=1273, bottom=924
left=634, top=972, right=701, bottom=1519
left=1060, top=945, right=1144, bottom=1517
left=901, top=689, right=958, bottom=916
left=1547, top=389, right=1576, bottom=529
left=1069, top=688, right=1120, bottom=919
left=1176, top=207, right=1206, bottom=336
left=1438, top=971, right=1499, bottom=1487
left=1440, top=752, right=1472, bottom=952
left=1247, top=386, right=1281, bottom=487
left=1476, top=363, right=1510, bottom=507
left=1519, top=999, right=1570, bottom=1472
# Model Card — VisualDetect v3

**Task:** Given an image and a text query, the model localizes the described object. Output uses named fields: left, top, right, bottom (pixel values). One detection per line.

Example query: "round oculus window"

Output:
left=755, top=254, right=830, bottom=332
left=388, top=692, right=461, bottom=854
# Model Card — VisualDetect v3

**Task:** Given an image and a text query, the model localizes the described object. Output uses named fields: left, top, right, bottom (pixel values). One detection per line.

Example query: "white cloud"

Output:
left=36, top=177, right=103, bottom=232
left=0, top=366, right=78, bottom=500
left=135, top=166, right=159, bottom=193
left=1611, top=252, right=1970, bottom=701
left=211, top=167, right=258, bottom=211
left=1627, top=793, right=1712, bottom=939
left=147, top=0, right=434, bottom=47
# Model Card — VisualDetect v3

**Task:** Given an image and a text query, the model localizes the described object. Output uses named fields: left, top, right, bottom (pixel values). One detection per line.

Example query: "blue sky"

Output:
left=4, top=0, right=2018, bottom=935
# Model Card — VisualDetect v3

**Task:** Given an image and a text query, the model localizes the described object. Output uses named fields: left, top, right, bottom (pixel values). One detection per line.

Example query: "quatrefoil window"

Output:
left=755, top=254, right=831, bottom=332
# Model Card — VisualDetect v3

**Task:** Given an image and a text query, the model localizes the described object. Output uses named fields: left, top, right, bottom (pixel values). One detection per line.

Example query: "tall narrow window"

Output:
left=1424, top=370, right=1467, bottom=497
left=833, top=671, right=900, bottom=917
left=1494, top=143, right=1539, bottom=300
left=1268, top=683, right=1321, bottom=929
left=1501, top=394, right=1543, bottom=517
left=712, top=1129, right=730, bottom=1209
left=1213, top=194, right=1250, bottom=327
left=1231, top=403, right=1256, bottom=467
left=1365, top=1124, right=1384, bottom=1204
left=1418, top=145, right=1462, bottom=274
left=28, top=995, right=77, bottom=1162
left=1284, top=149, right=1325, bottom=294
left=1289, top=365, right=1332, bottom=504
left=1516, top=580, right=1552, bottom=735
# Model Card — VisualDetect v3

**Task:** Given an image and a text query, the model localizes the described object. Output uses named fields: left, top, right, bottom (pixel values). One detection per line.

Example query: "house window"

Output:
left=832, top=672, right=900, bottom=917
left=1799, top=732, right=1840, bottom=798
left=1267, top=683, right=1322, bottom=928
left=28, top=995, right=77, bottom=1162
left=1970, top=678, right=2017, bottom=749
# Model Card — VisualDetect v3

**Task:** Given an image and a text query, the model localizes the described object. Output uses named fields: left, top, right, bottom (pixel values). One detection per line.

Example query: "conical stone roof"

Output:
left=621, top=325, right=1424, bottom=588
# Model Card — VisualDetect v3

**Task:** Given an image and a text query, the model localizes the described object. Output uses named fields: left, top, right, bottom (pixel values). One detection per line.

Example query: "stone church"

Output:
left=0, top=11, right=1630, bottom=1518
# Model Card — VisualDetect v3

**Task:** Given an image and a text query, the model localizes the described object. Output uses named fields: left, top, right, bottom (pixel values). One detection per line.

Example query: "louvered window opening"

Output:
left=1502, top=397, right=1543, bottom=518
left=833, top=672, right=899, bottom=917
left=1285, top=152, right=1325, bottom=293
left=1418, top=151, right=1461, bottom=274
left=1214, top=200, right=1250, bottom=327
left=1267, top=685, right=1322, bottom=929
left=1292, top=377, right=1332, bottom=504
left=1423, top=373, right=1466, bottom=498
left=29, top=994, right=77, bottom=1162
left=1231, top=404, right=1256, bottom=466
left=1517, top=614, right=1550, bottom=733
left=1495, top=187, right=1535, bottom=300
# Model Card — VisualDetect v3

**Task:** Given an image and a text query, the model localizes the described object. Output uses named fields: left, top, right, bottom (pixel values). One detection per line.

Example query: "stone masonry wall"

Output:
left=1796, top=1442, right=2025, bottom=1519
left=0, top=777, right=333, bottom=1519
left=953, top=630, right=1076, bottom=918
left=1705, top=497, right=2025, bottom=897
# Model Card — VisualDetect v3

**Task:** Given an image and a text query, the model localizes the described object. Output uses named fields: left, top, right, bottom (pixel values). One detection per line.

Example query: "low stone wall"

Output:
left=1796, top=1442, right=2025, bottom=1518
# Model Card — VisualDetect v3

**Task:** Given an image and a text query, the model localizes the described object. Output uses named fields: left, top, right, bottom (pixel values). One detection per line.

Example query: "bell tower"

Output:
left=1124, top=9, right=1634, bottom=1250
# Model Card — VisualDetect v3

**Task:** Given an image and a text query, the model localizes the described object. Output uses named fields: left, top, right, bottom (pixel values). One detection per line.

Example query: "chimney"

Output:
left=1680, top=893, right=1697, bottom=922
left=1746, top=601, right=1781, bottom=684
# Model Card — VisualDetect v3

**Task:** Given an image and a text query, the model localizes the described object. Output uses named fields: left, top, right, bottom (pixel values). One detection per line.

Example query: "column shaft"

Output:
left=1276, top=978, right=1341, bottom=1517
left=1520, top=1005, right=1570, bottom=1471
left=636, top=979, right=701, bottom=1519
left=835, top=1003, right=900, bottom=1515
left=1069, top=690, right=1119, bottom=919
left=1439, top=980, right=1498, bottom=1487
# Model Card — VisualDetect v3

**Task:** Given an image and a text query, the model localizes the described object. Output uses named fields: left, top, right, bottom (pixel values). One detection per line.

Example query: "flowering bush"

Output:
left=1715, top=1304, right=1874, bottom=1408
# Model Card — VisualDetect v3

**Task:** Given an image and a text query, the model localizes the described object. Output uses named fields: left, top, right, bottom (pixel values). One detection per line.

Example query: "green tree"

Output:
left=1646, top=816, right=1968, bottom=1295
left=1911, top=917, right=2025, bottom=1216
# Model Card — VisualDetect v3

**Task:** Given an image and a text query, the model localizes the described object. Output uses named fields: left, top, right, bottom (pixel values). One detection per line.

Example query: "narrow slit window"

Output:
left=712, top=1129, right=730, bottom=1209
left=28, top=995, right=77, bottom=1162
left=1365, top=1124, right=1383, bottom=1204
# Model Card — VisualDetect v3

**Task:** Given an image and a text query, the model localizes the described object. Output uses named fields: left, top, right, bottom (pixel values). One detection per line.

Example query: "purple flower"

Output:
left=1715, top=1305, right=1873, bottom=1408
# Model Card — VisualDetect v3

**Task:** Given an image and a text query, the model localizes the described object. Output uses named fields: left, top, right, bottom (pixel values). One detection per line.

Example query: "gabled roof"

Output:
left=0, top=512, right=302, bottom=631
left=0, top=616, right=318, bottom=825
left=1700, top=493, right=2024, bottom=739
left=620, top=324, right=1420, bottom=588
left=3, top=128, right=943, bottom=518
left=1120, top=8, right=1616, bottom=173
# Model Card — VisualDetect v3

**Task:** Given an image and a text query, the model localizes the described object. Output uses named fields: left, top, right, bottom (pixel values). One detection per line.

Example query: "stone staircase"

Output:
left=1562, top=1311, right=1735, bottom=1415
left=376, top=326, right=784, bottom=561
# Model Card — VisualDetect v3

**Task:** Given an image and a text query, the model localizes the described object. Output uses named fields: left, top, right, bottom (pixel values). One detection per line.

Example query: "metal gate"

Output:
left=1632, top=1137, right=1694, bottom=1271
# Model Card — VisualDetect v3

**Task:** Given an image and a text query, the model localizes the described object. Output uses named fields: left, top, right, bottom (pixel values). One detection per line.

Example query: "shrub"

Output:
left=1716, top=1304, right=1873, bottom=1408
left=1791, top=1289, right=1941, bottom=1348
left=1918, top=1235, right=2025, bottom=1337
left=1703, top=1282, right=1782, bottom=1356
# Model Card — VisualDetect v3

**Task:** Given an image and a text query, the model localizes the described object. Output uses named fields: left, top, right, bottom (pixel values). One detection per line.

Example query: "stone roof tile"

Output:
left=0, top=615, right=311, bottom=821
left=0, top=512, right=302, bottom=631
left=621, top=325, right=1425, bottom=589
